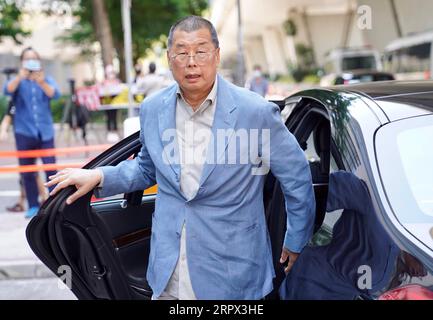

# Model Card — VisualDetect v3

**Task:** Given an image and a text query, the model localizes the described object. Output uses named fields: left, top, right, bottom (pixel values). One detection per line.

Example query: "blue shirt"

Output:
left=3, top=76, right=60, bottom=141
left=249, top=76, right=269, bottom=97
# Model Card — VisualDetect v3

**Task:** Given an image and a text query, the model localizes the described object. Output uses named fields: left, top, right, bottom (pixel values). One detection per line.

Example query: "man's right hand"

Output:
left=6, top=69, right=29, bottom=94
left=45, top=168, right=103, bottom=205
left=18, top=68, right=29, bottom=80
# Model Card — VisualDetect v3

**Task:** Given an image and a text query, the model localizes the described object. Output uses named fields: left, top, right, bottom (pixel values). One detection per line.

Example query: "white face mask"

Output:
left=253, top=70, right=261, bottom=78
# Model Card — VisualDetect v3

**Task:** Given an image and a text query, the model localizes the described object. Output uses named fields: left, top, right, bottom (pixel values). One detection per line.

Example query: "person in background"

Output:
left=136, top=62, right=164, bottom=97
left=101, top=64, right=120, bottom=143
left=3, top=47, right=60, bottom=218
left=0, top=101, right=48, bottom=213
left=246, top=64, right=269, bottom=97
left=134, top=63, right=143, bottom=83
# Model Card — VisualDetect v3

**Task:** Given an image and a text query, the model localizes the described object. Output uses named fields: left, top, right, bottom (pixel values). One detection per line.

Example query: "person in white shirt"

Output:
left=136, top=62, right=164, bottom=98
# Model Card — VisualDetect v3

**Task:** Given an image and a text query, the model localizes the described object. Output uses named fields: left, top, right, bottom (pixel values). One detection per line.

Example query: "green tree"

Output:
left=0, top=0, right=30, bottom=44
left=53, top=0, right=208, bottom=80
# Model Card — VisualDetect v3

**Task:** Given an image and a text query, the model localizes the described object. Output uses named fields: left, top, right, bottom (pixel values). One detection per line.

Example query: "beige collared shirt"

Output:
left=160, top=78, right=218, bottom=300
left=176, top=78, right=218, bottom=200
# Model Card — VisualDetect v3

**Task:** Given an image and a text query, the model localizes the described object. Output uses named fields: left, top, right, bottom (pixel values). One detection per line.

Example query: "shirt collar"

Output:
left=176, top=76, right=218, bottom=113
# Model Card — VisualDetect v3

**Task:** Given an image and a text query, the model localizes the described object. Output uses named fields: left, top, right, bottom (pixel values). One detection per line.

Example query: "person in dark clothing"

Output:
left=279, top=171, right=401, bottom=299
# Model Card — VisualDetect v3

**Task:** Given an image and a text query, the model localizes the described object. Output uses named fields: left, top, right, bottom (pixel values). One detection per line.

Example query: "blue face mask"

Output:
left=23, top=59, right=41, bottom=72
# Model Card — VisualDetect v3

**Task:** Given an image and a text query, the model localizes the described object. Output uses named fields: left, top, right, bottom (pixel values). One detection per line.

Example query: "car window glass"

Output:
left=376, top=116, right=433, bottom=253
left=342, top=56, right=376, bottom=71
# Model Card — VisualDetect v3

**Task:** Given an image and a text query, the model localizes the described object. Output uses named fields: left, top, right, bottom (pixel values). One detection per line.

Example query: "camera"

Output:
left=1, top=67, right=18, bottom=76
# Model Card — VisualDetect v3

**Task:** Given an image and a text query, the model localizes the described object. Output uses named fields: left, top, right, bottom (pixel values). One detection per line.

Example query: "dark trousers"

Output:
left=15, top=133, right=56, bottom=208
left=105, top=109, right=118, bottom=131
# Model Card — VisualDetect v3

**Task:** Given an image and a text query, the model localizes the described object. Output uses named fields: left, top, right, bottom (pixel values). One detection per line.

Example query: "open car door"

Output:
left=264, top=98, right=330, bottom=298
left=26, top=132, right=155, bottom=300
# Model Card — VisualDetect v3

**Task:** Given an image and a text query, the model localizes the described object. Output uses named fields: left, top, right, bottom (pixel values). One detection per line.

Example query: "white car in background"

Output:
left=320, top=47, right=383, bottom=86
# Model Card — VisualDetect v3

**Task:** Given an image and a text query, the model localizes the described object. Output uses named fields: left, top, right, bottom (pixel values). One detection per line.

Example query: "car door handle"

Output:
left=120, top=200, right=128, bottom=209
left=92, top=266, right=107, bottom=278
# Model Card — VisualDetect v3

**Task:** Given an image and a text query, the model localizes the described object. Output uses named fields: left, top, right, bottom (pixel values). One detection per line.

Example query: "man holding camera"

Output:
left=3, top=47, right=60, bottom=218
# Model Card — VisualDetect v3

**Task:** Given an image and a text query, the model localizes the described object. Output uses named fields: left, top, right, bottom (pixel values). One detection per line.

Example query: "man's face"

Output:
left=167, top=28, right=220, bottom=95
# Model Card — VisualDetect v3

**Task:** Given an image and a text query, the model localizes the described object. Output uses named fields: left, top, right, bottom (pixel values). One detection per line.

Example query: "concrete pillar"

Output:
left=244, top=36, right=268, bottom=74
left=274, top=24, right=298, bottom=68
left=261, top=27, right=288, bottom=77
left=284, top=35, right=298, bottom=68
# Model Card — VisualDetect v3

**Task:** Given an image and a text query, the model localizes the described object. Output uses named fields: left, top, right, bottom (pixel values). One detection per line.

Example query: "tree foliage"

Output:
left=57, top=0, right=208, bottom=65
left=0, top=0, right=30, bottom=44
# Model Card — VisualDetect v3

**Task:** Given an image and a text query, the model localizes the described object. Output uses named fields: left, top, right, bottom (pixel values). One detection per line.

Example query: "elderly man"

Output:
left=46, top=16, right=315, bottom=300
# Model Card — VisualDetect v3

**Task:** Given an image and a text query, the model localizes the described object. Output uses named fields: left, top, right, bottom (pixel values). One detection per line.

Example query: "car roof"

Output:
left=330, top=80, right=433, bottom=98
left=329, top=81, right=433, bottom=121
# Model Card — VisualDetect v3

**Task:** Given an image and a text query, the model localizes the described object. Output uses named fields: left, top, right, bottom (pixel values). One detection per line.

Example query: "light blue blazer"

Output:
left=97, top=75, right=315, bottom=299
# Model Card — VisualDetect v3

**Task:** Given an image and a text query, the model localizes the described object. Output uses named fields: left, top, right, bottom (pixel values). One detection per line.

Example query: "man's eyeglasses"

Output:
left=170, top=49, right=217, bottom=66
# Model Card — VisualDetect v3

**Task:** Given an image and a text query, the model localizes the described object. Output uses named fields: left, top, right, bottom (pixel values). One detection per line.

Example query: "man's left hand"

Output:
left=280, top=247, right=299, bottom=273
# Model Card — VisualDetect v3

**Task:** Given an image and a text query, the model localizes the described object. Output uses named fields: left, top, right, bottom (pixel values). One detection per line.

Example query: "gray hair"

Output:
left=167, top=16, right=219, bottom=49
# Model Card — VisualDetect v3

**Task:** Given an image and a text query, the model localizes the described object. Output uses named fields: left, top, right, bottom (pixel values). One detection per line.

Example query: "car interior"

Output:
left=91, top=192, right=155, bottom=298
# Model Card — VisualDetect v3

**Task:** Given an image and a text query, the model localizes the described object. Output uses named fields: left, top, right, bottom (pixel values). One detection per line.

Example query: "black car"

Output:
left=321, top=70, right=395, bottom=86
left=27, top=81, right=433, bottom=300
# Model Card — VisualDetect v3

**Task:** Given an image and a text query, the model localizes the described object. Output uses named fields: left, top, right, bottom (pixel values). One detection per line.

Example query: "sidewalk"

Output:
left=0, top=213, right=53, bottom=280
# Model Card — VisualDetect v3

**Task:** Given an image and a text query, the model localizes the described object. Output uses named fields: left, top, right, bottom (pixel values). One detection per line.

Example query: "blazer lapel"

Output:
left=158, top=85, right=181, bottom=186
left=199, top=75, right=237, bottom=188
